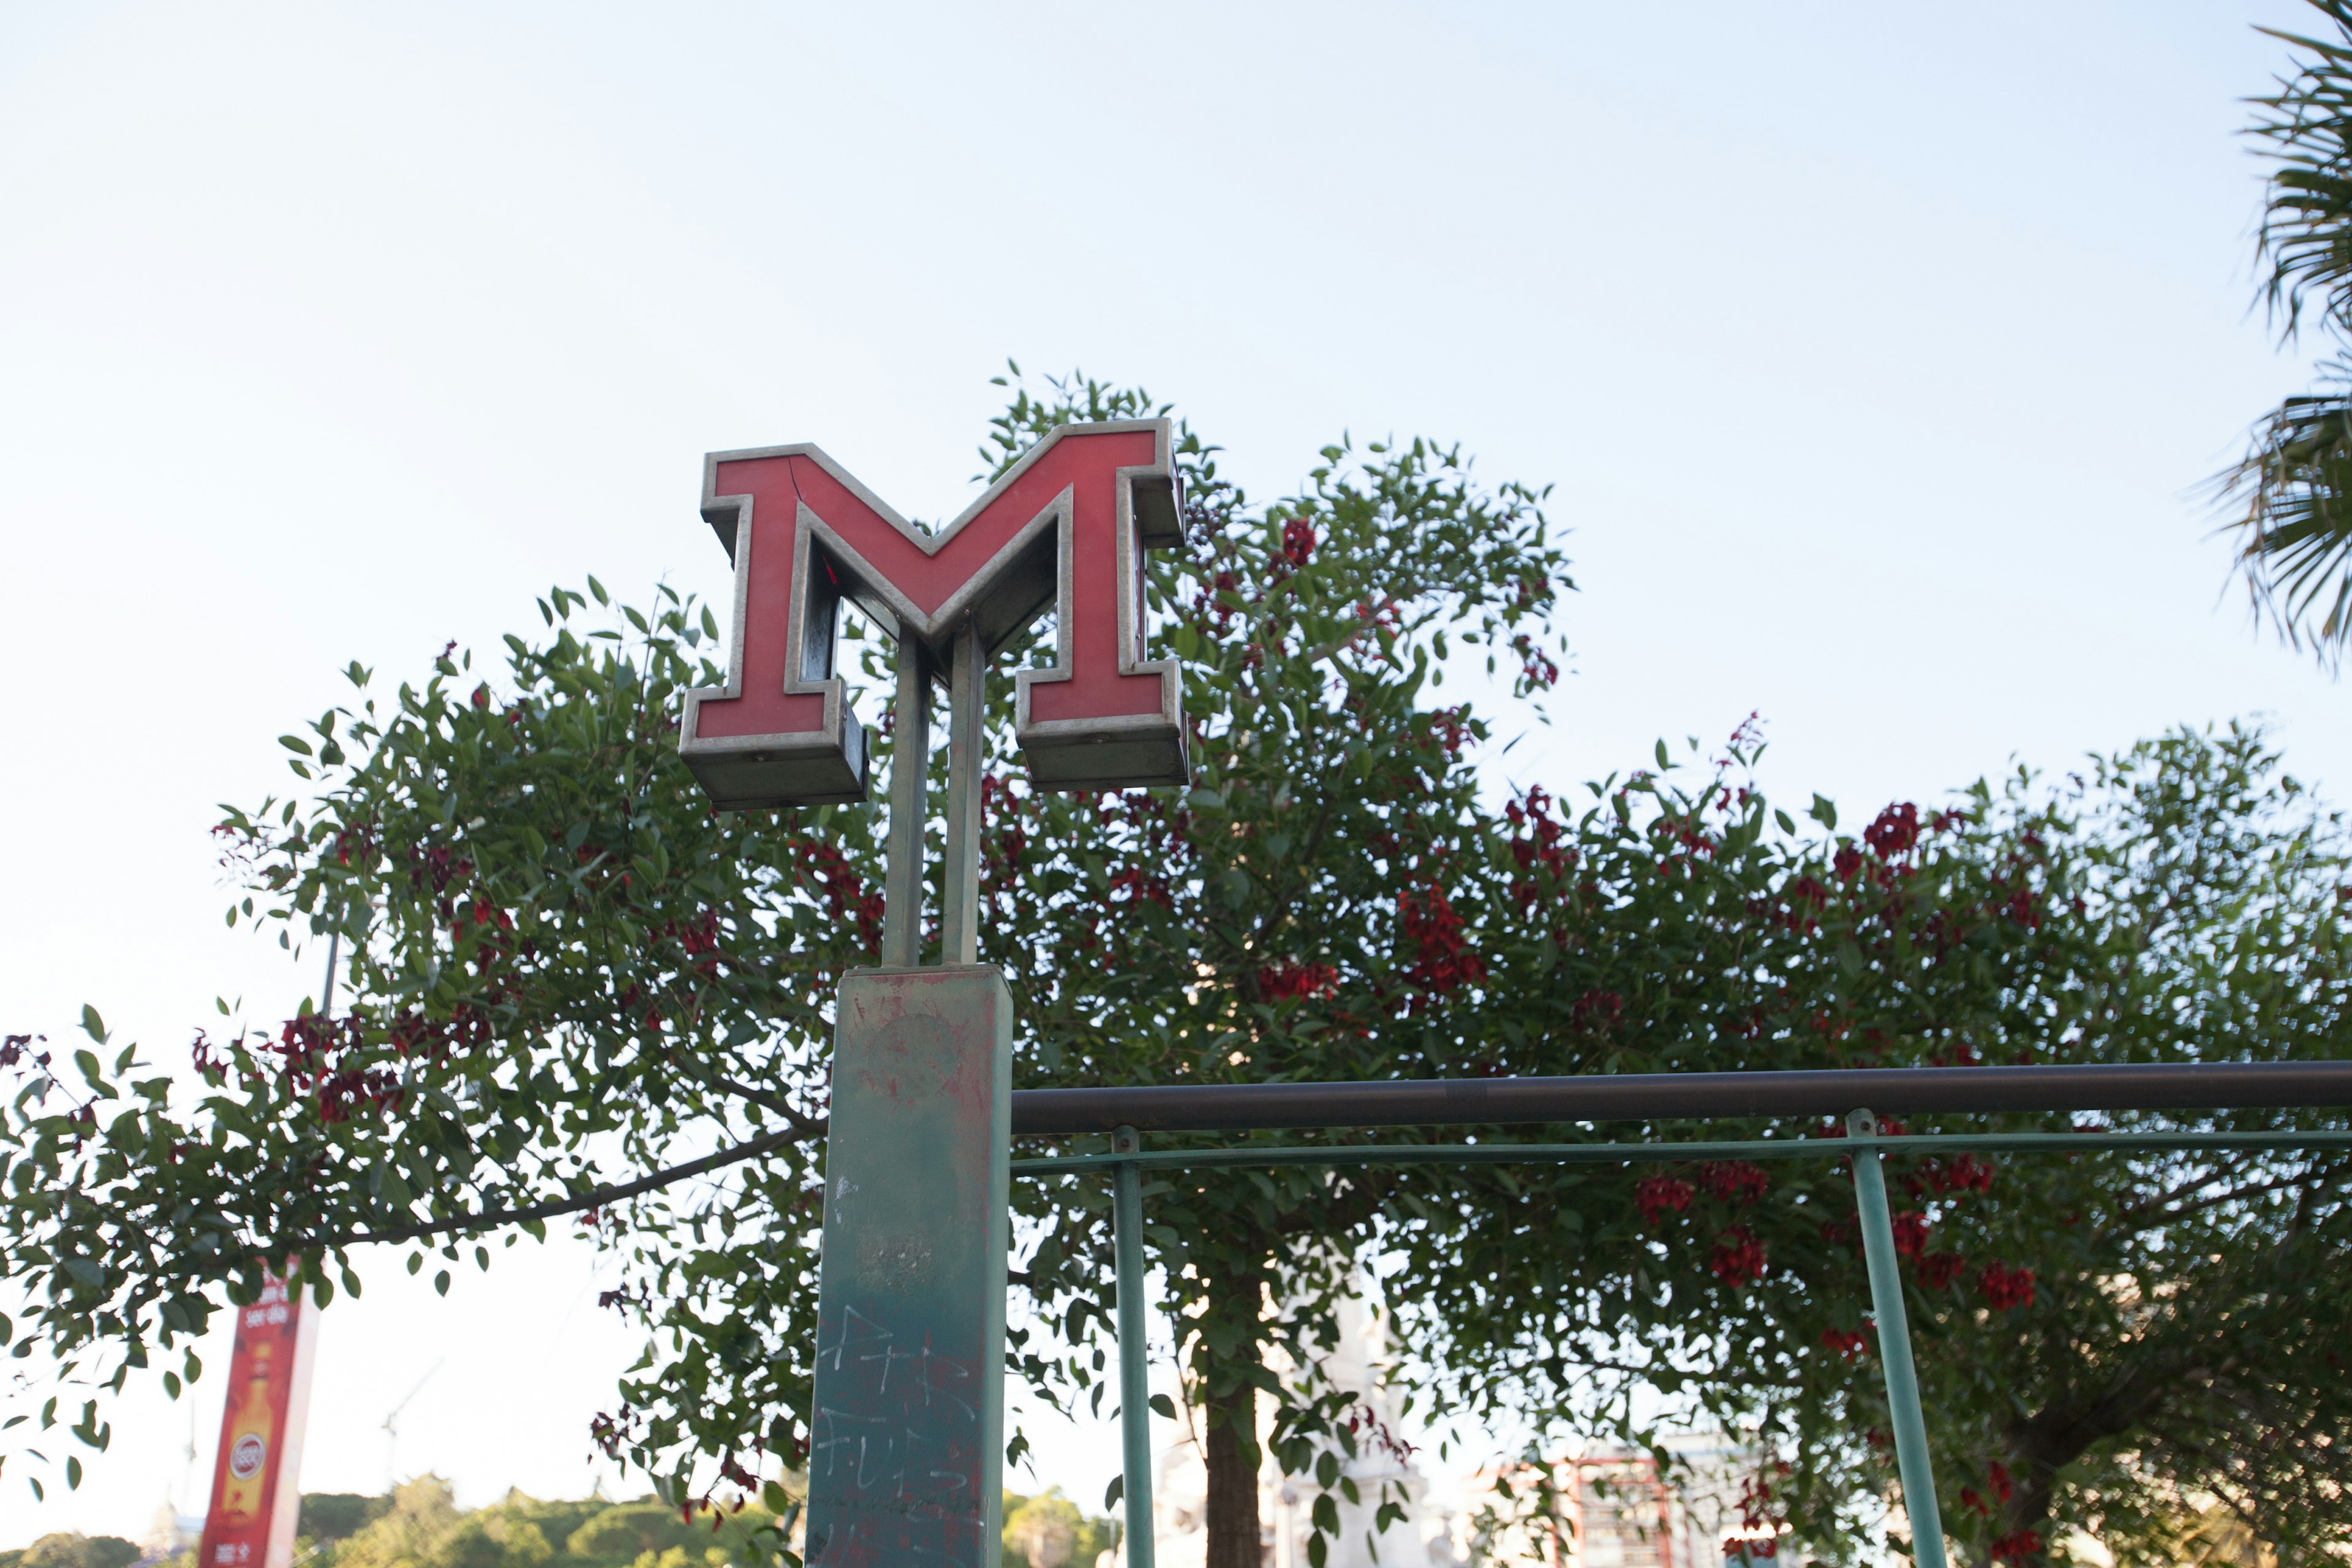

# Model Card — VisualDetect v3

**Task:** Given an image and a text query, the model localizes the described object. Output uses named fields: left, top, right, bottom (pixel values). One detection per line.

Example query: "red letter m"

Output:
left=680, top=420, right=1187, bottom=809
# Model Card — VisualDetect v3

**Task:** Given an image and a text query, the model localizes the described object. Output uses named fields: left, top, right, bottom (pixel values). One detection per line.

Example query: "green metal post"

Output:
left=1111, top=1125, right=1155, bottom=1568
left=804, top=969, right=1012, bottom=1568
left=1847, top=1108, right=1948, bottom=1568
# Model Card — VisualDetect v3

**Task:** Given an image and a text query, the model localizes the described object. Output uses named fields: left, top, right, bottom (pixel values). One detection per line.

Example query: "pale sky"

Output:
left=1, top=0, right=2344, bottom=1545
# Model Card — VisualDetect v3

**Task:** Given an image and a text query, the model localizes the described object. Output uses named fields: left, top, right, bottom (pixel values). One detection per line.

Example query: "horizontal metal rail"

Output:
left=1007, top=1060, right=2352, bottom=1135
left=1030, top=1077, right=2352, bottom=1568
left=1011, top=1128, right=2352, bottom=1176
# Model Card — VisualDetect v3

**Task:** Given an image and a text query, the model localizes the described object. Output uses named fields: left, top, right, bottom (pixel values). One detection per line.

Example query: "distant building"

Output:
left=1136, top=1286, right=1773, bottom=1568
left=1460, top=1435, right=1772, bottom=1568
left=1152, top=1294, right=1460, bottom=1568
left=137, top=1503, right=202, bottom=1567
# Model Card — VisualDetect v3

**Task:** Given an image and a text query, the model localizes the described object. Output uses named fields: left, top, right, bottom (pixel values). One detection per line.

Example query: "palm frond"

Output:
left=2212, top=374, right=2352, bottom=664
left=2214, top=2, right=2352, bottom=664
left=2251, top=2, right=2352, bottom=341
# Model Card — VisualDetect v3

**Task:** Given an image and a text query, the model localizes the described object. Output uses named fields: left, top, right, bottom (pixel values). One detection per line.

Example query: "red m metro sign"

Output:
left=676, top=420, right=1188, bottom=1568
left=680, top=418, right=1189, bottom=805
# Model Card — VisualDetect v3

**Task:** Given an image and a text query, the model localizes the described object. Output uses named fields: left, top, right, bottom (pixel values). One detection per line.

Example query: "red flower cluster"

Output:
left=1890, top=1212, right=1931, bottom=1256
left=1397, top=883, right=1486, bottom=999
left=1734, top=1466, right=1789, bottom=1533
left=333, top=823, right=377, bottom=868
left=1909, top=1153, right=1996, bottom=1196
left=589, top=1407, right=640, bottom=1460
left=1424, top=705, right=1471, bottom=761
left=1915, top=1252, right=1966, bottom=1290
left=1990, top=1530, right=2043, bottom=1564
left=1819, top=1327, right=1868, bottom=1360
left=1709, top=1227, right=1768, bottom=1288
left=1959, top=1462, right=2015, bottom=1518
left=273, top=1012, right=407, bottom=1123
left=1257, top=961, right=1340, bottom=1000
left=797, top=839, right=884, bottom=955
left=1509, top=631, right=1559, bottom=689
left=660, top=907, right=723, bottom=972
left=1341, top=1397, right=1420, bottom=1464
left=318, top=1065, right=404, bottom=1123
left=1636, top=1174, right=1695, bottom=1225
left=1506, top=788, right=1577, bottom=917
left=1977, top=1261, right=2036, bottom=1310
left=1108, top=865, right=1175, bottom=909
left=1779, top=875, right=1829, bottom=933
left=1698, top=1161, right=1770, bottom=1205
left=1864, top=802, right=1920, bottom=858
left=1195, top=569, right=1242, bottom=636
left=1279, top=516, right=1317, bottom=567
left=1570, top=988, right=1624, bottom=1033
left=980, top=773, right=1032, bottom=874
left=407, top=843, right=475, bottom=895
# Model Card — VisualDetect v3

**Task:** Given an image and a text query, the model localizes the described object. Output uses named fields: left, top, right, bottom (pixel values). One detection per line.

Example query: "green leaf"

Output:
left=78, top=1006, right=104, bottom=1044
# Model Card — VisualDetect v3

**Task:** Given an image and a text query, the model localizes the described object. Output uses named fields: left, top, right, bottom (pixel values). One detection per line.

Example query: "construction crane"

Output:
left=382, top=1359, right=443, bottom=1493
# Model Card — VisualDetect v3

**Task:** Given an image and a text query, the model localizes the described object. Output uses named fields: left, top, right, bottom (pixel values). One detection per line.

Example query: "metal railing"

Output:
left=1009, top=1060, right=2352, bottom=1568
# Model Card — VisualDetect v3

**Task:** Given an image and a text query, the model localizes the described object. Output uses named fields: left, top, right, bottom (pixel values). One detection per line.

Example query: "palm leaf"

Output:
left=2215, top=378, right=2352, bottom=663
left=2214, top=2, right=2352, bottom=662
left=2251, top=2, right=2352, bottom=341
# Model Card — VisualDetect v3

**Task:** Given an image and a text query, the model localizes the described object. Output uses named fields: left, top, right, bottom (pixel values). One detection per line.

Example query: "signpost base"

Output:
left=807, top=965, right=1013, bottom=1568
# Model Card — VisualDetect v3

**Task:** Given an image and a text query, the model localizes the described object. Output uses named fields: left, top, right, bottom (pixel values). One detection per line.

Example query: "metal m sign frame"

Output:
left=682, top=419, right=1188, bottom=809
left=680, top=420, right=1190, bottom=1568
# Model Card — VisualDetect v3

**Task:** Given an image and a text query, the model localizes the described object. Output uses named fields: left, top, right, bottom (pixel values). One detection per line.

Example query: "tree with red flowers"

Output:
left=4, top=373, right=2350, bottom=1568
left=1400, top=729, right=2352, bottom=1567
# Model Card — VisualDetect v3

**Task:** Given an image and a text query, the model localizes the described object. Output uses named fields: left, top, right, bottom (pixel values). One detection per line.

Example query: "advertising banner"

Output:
left=196, top=1275, right=320, bottom=1568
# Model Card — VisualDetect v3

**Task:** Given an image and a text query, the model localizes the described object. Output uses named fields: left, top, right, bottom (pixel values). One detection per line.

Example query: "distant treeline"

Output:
left=0, top=1534, right=139, bottom=1568
left=290, top=1479, right=780, bottom=1568
left=6, top=1475, right=1116, bottom=1568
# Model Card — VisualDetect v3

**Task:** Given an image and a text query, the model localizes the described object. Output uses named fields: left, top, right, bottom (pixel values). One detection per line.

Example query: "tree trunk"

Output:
left=1204, top=1374, right=1262, bottom=1568
left=1973, top=1368, right=2173, bottom=1567
left=1200, top=1257, right=1266, bottom=1568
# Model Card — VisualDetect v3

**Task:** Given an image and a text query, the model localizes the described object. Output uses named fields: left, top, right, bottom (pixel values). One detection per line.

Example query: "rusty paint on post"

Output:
left=807, top=966, right=1014, bottom=1568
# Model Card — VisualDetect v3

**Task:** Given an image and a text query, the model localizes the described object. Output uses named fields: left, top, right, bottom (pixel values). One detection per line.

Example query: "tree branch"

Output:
left=2108, top=1160, right=2348, bottom=1240
left=706, top=1071, right=829, bottom=1138
left=307, top=1125, right=810, bottom=1249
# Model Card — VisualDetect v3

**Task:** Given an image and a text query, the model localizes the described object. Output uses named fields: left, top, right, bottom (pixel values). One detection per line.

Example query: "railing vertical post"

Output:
left=1846, top=1108, right=1947, bottom=1568
left=1112, top=1125, right=1156, bottom=1568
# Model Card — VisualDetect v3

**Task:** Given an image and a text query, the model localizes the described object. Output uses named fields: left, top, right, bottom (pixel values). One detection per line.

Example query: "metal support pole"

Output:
left=940, top=621, right=987, bottom=968
left=320, top=923, right=341, bottom=1016
left=1847, top=1108, right=1947, bottom=1568
left=1112, top=1125, right=1156, bottom=1568
left=881, top=633, right=931, bottom=968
